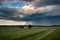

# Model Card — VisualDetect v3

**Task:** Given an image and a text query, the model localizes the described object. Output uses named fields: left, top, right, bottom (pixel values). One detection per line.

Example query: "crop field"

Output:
left=0, top=27, right=60, bottom=40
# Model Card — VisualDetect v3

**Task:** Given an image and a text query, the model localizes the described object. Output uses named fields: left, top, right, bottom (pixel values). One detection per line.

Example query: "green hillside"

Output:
left=0, top=27, right=60, bottom=40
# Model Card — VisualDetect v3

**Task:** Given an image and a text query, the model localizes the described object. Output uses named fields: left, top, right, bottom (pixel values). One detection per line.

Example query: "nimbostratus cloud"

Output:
left=0, top=0, right=60, bottom=6
left=0, top=0, right=17, bottom=2
left=19, top=5, right=58, bottom=14
left=0, top=0, right=60, bottom=25
left=31, top=0, right=60, bottom=7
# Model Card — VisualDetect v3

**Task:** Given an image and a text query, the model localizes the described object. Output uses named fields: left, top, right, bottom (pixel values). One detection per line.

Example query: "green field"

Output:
left=0, top=27, right=60, bottom=40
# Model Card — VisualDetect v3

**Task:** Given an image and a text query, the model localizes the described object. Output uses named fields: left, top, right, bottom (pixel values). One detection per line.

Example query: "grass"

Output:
left=0, top=27, right=60, bottom=40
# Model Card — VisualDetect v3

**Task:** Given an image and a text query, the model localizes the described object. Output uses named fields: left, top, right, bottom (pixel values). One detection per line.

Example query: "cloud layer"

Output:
left=0, top=0, right=60, bottom=25
left=30, top=0, right=60, bottom=7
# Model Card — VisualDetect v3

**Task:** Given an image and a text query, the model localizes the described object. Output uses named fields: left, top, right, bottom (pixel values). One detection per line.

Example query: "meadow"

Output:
left=0, top=27, right=60, bottom=40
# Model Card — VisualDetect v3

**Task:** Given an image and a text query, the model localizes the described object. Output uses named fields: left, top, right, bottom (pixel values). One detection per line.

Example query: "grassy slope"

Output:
left=40, top=27, right=60, bottom=40
left=0, top=27, right=60, bottom=40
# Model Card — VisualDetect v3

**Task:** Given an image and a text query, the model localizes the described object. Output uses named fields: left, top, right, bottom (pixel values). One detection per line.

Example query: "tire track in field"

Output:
left=27, top=29, right=55, bottom=40
left=13, top=28, right=53, bottom=40
left=36, top=29, right=55, bottom=40
left=12, top=29, right=48, bottom=40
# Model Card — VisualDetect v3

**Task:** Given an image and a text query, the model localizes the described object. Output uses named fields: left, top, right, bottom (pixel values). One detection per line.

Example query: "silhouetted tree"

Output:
left=28, top=25, right=32, bottom=29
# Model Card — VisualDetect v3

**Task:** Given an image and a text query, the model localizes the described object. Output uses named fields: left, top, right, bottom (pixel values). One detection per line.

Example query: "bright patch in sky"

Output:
left=21, top=5, right=37, bottom=14
left=0, top=19, right=27, bottom=25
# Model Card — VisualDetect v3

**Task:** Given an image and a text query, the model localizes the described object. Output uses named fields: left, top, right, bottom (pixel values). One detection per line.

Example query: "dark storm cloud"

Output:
left=31, top=0, right=60, bottom=7
left=0, top=7, right=30, bottom=22
left=8, top=0, right=16, bottom=1
left=20, top=5, right=60, bottom=22
left=22, top=0, right=34, bottom=2
left=31, top=16, right=60, bottom=25
left=0, top=5, right=60, bottom=22
left=0, top=4, right=60, bottom=25
left=0, top=0, right=17, bottom=2
left=0, top=7, right=21, bottom=21
left=0, top=0, right=5, bottom=2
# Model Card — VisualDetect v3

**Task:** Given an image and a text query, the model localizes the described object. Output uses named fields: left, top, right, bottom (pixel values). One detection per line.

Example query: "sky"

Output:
left=0, top=0, right=60, bottom=25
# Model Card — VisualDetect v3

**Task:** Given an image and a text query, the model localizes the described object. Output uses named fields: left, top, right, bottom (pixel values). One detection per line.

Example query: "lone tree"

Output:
left=28, top=25, right=32, bottom=29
